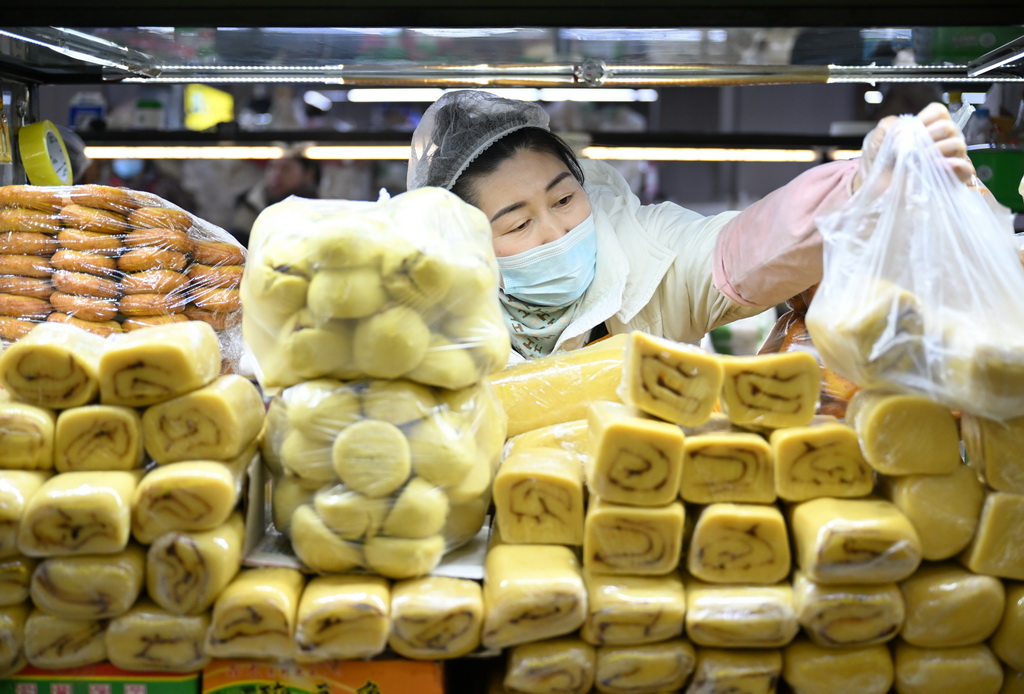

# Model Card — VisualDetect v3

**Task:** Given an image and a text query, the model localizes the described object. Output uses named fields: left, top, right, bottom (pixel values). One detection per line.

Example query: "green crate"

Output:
left=968, top=146, right=1024, bottom=213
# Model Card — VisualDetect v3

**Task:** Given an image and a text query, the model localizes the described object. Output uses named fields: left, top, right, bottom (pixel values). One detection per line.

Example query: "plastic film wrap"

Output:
left=28, top=543, right=145, bottom=619
left=960, top=491, right=1024, bottom=581
left=898, top=562, right=1004, bottom=648
left=791, top=571, right=904, bottom=648
left=0, top=603, right=28, bottom=677
left=294, top=574, right=390, bottom=662
left=991, top=582, right=1024, bottom=672
left=0, top=471, right=49, bottom=556
left=104, top=599, right=211, bottom=673
left=504, top=637, right=596, bottom=694
left=23, top=609, right=106, bottom=669
left=204, top=567, right=304, bottom=661
left=893, top=641, right=1004, bottom=694
left=580, top=570, right=685, bottom=647
left=782, top=639, right=893, bottom=694
left=388, top=575, right=483, bottom=660
left=961, top=412, right=1024, bottom=494
left=685, top=581, right=798, bottom=649
left=594, top=639, right=696, bottom=694
left=0, top=556, right=35, bottom=606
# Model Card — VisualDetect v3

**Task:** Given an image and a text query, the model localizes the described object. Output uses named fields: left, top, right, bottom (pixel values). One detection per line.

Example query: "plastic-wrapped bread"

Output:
left=490, top=334, right=628, bottom=438
left=141, top=374, right=264, bottom=465
left=364, top=534, right=446, bottom=580
left=770, top=422, right=873, bottom=502
left=0, top=603, right=28, bottom=677
left=105, top=599, right=210, bottom=672
left=294, top=575, right=390, bottom=663
left=54, top=405, right=144, bottom=472
left=0, top=471, right=49, bottom=557
left=685, top=581, right=798, bottom=649
left=23, top=609, right=106, bottom=669
left=505, top=637, right=595, bottom=694
left=0, top=556, right=35, bottom=606
left=205, top=567, right=305, bottom=660
left=271, top=474, right=315, bottom=533
left=783, top=639, right=893, bottom=694
left=382, top=476, right=450, bottom=539
left=581, top=570, right=685, bottom=646
left=494, top=448, right=584, bottom=545
left=991, top=582, right=1024, bottom=671
left=99, top=321, right=221, bottom=407
left=586, top=400, right=685, bottom=507
left=18, top=470, right=141, bottom=557
left=844, top=389, right=960, bottom=476
left=0, top=323, right=104, bottom=408
left=880, top=464, right=984, bottom=561
left=584, top=498, right=684, bottom=576
left=680, top=432, right=775, bottom=504
left=792, top=571, right=904, bottom=648
left=790, top=497, right=921, bottom=584
left=718, top=351, right=820, bottom=429
left=893, top=642, right=1004, bottom=694
left=1004, top=669, right=1024, bottom=694
left=899, top=562, right=1004, bottom=647
left=0, top=403, right=55, bottom=471
left=961, top=492, right=1024, bottom=580
left=684, top=648, right=782, bottom=694
left=146, top=512, right=244, bottom=616
left=388, top=576, right=483, bottom=660
left=29, top=543, right=145, bottom=619
left=619, top=330, right=723, bottom=427
left=594, top=639, right=696, bottom=694
left=331, top=418, right=412, bottom=496
left=289, top=504, right=364, bottom=573
left=687, top=503, right=790, bottom=584
left=961, top=413, right=1024, bottom=494
left=482, top=544, right=586, bottom=650
left=313, top=485, right=389, bottom=541
left=505, top=419, right=589, bottom=470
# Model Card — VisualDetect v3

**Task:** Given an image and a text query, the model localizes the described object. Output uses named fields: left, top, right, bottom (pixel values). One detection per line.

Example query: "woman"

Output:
left=406, top=90, right=972, bottom=361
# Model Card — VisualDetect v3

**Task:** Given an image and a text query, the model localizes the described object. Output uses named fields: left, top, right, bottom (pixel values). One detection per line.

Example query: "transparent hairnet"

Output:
left=407, top=90, right=551, bottom=191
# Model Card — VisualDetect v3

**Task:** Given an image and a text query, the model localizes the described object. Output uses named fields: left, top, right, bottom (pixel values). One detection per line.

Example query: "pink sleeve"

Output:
left=712, top=159, right=858, bottom=307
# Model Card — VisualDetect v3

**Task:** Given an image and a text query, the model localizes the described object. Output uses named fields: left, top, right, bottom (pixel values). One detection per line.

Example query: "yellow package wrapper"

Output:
left=899, top=562, right=1005, bottom=647
left=205, top=567, right=304, bottom=660
left=619, top=331, right=724, bottom=427
left=719, top=351, right=820, bottom=429
left=586, top=400, right=684, bottom=507
left=505, top=419, right=589, bottom=470
left=581, top=570, right=685, bottom=646
left=494, top=448, right=584, bottom=546
left=23, top=609, right=106, bottom=669
left=54, top=405, right=144, bottom=472
left=594, top=640, right=696, bottom=694
left=294, top=574, right=390, bottom=663
left=584, top=498, right=684, bottom=576
left=792, top=571, right=904, bottom=648
left=845, top=389, right=960, bottom=476
left=961, top=491, right=1024, bottom=580
left=790, top=497, right=921, bottom=584
left=0, top=403, right=55, bottom=471
left=146, top=512, right=244, bottom=616
left=18, top=470, right=141, bottom=557
left=0, top=604, right=29, bottom=678
left=105, top=599, right=211, bottom=672
left=961, top=413, right=1024, bottom=494
left=770, top=422, right=873, bottom=502
left=0, top=471, right=49, bottom=557
left=482, top=544, right=586, bottom=650
left=99, top=321, right=221, bottom=407
left=684, top=648, right=782, bottom=694
left=991, top=582, right=1024, bottom=672
left=893, top=641, right=1004, bottom=694
left=783, top=639, right=893, bottom=694
left=505, top=637, right=595, bottom=694
left=687, top=503, right=790, bottom=584
left=0, top=323, right=105, bottom=409
left=880, top=464, right=984, bottom=561
left=388, top=576, right=483, bottom=660
left=680, top=432, right=774, bottom=505
left=29, top=543, right=145, bottom=619
left=0, top=556, right=35, bottom=606
left=685, top=581, right=798, bottom=649
left=490, top=334, right=627, bottom=438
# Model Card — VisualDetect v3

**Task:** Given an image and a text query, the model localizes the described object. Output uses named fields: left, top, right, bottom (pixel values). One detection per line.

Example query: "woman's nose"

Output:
left=536, top=215, right=569, bottom=245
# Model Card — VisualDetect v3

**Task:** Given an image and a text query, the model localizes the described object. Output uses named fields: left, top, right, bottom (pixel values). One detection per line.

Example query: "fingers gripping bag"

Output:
left=806, top=116, right=1024, bottom=421
left=240, top=187, right=511, bottom=393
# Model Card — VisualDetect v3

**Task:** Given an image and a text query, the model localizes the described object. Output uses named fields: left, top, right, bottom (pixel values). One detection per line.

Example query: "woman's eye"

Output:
left=555, top=194, right=573, bottom=206
left=512, top=220, right=530, bottom=232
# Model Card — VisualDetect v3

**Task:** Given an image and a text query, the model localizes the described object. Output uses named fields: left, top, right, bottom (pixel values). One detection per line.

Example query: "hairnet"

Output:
left=407, top=90, right=551, bottom=191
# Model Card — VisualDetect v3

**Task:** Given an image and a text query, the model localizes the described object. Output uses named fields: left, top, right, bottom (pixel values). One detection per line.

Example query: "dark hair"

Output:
left=296, top=156, right=322, bottom=186
left=450, top=127, right=585, bottom=207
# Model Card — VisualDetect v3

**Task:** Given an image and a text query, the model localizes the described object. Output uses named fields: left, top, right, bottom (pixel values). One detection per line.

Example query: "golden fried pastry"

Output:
left=190, top=286, right=240, bottom=313
left=117, top=247, right=188, bottom=273
left=127, top=207, right=193, bottom=232
left=0, top=185, right=66, bottom=211
left=0, top=277, right=53, bottom=300
left=49, top=292, right=117, bottom=322
left=0, top=254, right=52, bottom=279
left=118, top=292, right=185, bottom=316
left=0, top=208, right=63, bottom=234
left=119, top=269, right=190, bottom=295
left=0, top=293, right=50, bottom=320
left=124, top=228, right=194, bottom=254
left=51, top=270, right=120, bottom=299
left=46, top=312, right=122, bottom=337
left=59, top=204, right=130, bottom=234
left=0, top=231, right=56, bottom=256
left=193, top=239, right=245, bottom=266
left=187, top=263, right=244, bottom=289
left=56, top=228, right=123, bottom=255
left=50, top=249, right=116, bottom=276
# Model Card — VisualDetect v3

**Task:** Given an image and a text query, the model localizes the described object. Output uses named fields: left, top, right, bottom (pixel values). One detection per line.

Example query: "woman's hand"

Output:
left=852, top=102, right=975, bottom=193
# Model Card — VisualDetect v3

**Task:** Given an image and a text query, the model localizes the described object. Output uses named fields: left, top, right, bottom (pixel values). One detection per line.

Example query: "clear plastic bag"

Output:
left=806, top=116, right=1024, bottom=420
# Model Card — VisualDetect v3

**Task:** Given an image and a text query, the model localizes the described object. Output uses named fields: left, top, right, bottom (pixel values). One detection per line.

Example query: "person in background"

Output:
left=406, top=90, right=973, bottom=362
left=230, top=150, right=322, bottom=247
left=107, top=157, right=197, bottom=211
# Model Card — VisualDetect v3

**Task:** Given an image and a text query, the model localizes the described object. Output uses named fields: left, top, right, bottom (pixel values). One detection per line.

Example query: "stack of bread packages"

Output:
left=0, top=184, right=247, bottom=372
left=229, top=187, right=510, bottom=664
left=0, top=319, right=265, bottom=676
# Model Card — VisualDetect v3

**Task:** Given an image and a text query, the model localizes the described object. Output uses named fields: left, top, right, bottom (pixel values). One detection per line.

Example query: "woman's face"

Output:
left=471, top=149, right=591, bottom=258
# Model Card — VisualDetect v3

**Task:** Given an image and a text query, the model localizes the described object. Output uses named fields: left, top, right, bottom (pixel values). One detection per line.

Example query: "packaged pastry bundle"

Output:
left=0, top=184, right=246, bottom=371
left=241, top=187, right=509, bottom=392
left=261, top=376, right=506, bottom=578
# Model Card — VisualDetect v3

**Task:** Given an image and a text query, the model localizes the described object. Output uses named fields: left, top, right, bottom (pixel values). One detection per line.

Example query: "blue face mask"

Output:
left=112, top=158, right=145, bottom=179
left=497, top=214, right=598, bottom=307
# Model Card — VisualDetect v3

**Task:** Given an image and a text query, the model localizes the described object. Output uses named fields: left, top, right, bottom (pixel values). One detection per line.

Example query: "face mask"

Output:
left=497, top=214, right=598, bottom=307
left=112, top=158, right=145, bottom=179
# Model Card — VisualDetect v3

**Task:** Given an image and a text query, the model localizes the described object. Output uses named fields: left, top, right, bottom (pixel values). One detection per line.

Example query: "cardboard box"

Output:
left=202, top=659, right=444, bottom=694
left=1, top=664, right=201, bottom=694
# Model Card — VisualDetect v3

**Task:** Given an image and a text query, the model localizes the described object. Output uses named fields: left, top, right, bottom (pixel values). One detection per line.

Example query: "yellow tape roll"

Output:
left=18, top=120, right=72, bottom=186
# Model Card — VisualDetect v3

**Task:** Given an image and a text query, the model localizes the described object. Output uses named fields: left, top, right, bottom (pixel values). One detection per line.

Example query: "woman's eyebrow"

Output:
left=545, top=171, right=572, bottom=191
left=490, top=172, right=574, bottom=222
